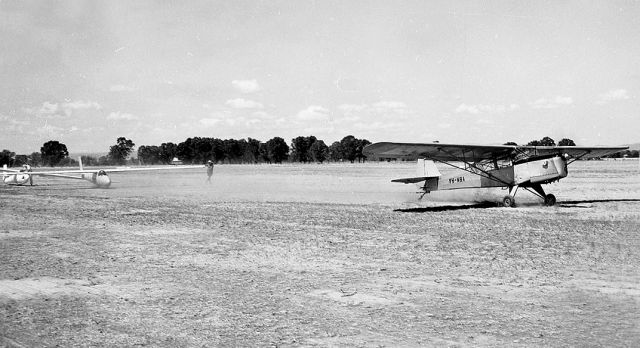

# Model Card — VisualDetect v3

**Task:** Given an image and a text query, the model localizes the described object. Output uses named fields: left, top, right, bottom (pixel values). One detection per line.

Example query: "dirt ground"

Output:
left=1, top=161, right=639, bottom=347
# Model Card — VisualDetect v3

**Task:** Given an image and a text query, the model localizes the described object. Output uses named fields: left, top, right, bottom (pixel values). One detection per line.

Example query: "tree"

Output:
left=29, top=152, right=42, bottom=167
left=80, top=155, right=98, bottom=166
left=539, top=136, right=555, bottom=146
left=527, top=140, right=541, bottom=146
left=558, top=138, right=576, bottom=146
left=137, top=145, right=162, bottom=164
left=177, top=138, right=196, bottom=164
left=210, top=138, right=226, bottom=163
left=223, top=138, right=246, bottom=163
left=265, top=137, right=289, bottom=163
left=355, top=139, right=371, bottom=162
left=0, top=149, right=15, bottom=167
left=503, top=142, right=518, bottom=146
left=244, top=138, right=261, bottom=163
left=195, top=138, right=215, bottom=163
left=14, top=155, right=29, bottom=166
left=59, top=157, right=78, bottom=167
left=41, top=140, right=69, bottom=167
left=159, top=142, right=178, bottom=164
left=98, top=156, right=110, bottom=166
left=328, top=141, right=343, bottom=162
left=527, top=137, right=555, bottom=146
left=340, top=135, right=359, bottom=163
left=259, top=143, right=271, bottom=163
left=290, top=136, right=317, bottom=163
left=309, top=139, right=329, bottom=163
left=108, top=137, right=135, bottom=165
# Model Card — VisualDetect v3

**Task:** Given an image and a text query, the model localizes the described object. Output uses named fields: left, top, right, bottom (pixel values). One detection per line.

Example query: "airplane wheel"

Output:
left=544, top=194, right=556, bottom=206
left=502, top=195, right=515, bottom=208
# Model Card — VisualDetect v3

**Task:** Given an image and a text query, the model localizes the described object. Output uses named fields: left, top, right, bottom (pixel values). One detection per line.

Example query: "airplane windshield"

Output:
left=98, top=170, right=107, bottom=176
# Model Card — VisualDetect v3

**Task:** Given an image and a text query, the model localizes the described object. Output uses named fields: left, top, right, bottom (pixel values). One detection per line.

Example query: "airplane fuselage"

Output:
left=2, top=170, right=112, bottom=188
left=46, top=170, right=112, bottom=188
left=87, top=170, right=112, bottom=188
left=2, top=172, right=31, bottom=185
left=420, top=156, right=568, bottom=192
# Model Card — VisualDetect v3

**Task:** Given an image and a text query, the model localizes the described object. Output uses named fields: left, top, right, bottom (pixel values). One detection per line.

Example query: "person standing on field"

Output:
left=21, top=164, right=33, bottom=185
left=206, top=160, right=214, bottom=183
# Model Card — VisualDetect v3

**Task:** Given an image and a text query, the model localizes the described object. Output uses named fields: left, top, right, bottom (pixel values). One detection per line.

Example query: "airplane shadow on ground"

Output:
left=559, top=198, right=640, bottom=208
left=395, top=199, right=640, bottom=213
left=395, top=202, right=498, bottom=213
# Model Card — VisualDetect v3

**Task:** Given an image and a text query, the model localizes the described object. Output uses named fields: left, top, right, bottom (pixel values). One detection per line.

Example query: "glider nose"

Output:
left=95, top=174, right=111, bottom=188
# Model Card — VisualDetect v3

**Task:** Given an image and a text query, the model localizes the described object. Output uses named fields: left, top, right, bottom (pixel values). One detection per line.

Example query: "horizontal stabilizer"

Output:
left=392, top=177, right=430, bottom=184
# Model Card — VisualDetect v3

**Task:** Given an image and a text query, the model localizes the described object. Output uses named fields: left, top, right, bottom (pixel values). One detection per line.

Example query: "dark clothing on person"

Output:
left=206, top=162, right=214, bottom=182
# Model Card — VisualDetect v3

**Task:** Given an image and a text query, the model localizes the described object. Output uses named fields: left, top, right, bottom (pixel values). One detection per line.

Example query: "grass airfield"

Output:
left=1, top=160, right=639, bottom=347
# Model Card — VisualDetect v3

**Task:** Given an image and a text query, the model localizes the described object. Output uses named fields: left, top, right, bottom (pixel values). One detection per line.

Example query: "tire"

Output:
left=544, top=194, right=556, bottom=206
left=502, top=195, right=515, bottom=208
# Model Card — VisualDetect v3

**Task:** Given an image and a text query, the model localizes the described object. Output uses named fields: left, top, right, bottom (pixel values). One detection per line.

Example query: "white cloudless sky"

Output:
left=1, top=0, right=639, bottom=153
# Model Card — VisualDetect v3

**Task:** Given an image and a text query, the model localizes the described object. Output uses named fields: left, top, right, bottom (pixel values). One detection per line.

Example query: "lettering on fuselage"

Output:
left=448, top=176, right=466, bottom=184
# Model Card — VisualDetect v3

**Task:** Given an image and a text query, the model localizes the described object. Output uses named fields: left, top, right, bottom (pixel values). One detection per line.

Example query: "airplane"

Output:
left=1, top=158, right=205, bottom=188
left=363, top=142, right=629, bottom=207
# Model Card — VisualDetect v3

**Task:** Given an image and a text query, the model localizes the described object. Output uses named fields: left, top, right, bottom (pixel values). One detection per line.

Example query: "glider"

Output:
left=2, top=159, right=204, bottom=188
left=364, top=142, right=628, bottom=207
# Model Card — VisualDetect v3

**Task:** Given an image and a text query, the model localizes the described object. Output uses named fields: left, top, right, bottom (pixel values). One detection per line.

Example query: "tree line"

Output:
left=2, top=135, right=635, bottom=167
left=0, top=135, right=372, bottom=167
left=136, top=135, right=371, bottom=164
left=504, top=137, right=577, bottom=146
left=508, top=137, right=638, bottom=157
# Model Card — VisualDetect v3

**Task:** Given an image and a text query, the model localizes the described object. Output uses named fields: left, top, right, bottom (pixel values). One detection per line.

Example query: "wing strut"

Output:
left=564, top=150, right=591, bottom=165
left=429, top=147, right=514, bottom=187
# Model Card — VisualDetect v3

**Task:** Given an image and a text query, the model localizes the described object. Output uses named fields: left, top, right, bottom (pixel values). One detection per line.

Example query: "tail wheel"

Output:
left=502, top=195, right=515, bottom=208
left=544, top=194, right=556, bottom=206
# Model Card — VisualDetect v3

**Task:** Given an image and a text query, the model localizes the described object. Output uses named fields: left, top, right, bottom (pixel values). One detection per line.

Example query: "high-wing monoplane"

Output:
left=364, top=142, right=628, bottom=207
left=2, top=158, right=204, bottom=188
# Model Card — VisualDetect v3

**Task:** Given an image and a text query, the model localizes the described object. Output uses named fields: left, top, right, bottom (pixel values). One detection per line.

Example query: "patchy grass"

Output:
left=1, top=161, right=639, bottom=346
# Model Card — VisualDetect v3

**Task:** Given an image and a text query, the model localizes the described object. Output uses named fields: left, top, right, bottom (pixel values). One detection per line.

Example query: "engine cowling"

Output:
left=514, top=156, right=568, bottom=185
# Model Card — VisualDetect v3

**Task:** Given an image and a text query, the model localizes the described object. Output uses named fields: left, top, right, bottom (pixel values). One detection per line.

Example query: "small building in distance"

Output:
left=171, top=157, right=183, bottom=165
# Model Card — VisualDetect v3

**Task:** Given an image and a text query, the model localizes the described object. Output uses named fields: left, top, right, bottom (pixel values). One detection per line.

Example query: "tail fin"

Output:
left=416, top=159, right=441, bottom=177
left=392, top=159, right=441, bottom=184
left=78, top=156, right=84, bottom=171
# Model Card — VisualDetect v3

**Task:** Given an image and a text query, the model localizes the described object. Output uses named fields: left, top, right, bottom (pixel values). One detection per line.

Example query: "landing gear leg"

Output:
left=531, top=184, right=556, bottom=206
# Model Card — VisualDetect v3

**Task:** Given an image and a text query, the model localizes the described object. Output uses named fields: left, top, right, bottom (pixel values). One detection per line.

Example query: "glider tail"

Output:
left=78, top=156, right=84, bottom=171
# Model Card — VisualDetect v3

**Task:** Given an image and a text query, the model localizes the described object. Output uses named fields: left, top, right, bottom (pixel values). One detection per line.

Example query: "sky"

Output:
left=1, top=0, right=640, bottom=154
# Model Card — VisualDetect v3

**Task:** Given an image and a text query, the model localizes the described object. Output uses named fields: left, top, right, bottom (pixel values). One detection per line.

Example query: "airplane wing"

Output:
left=1, top=167, right=21, bottom=173
left=519, top=146, right=629, bottom=160
left=37, top=173, right=85, bottom=180
left=89, top=165, right=205, bottom=173
left=24, top=165, right=205, bottom=176
left=363, top=142, right=517, bottom=162
left=364, top=142, right=629, bottom=162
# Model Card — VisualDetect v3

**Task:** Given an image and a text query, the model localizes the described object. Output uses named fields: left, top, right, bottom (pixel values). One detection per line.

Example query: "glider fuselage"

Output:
left=2, top=172, right=31, bottom=185
left=2, top=169, right=112, bottom=188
